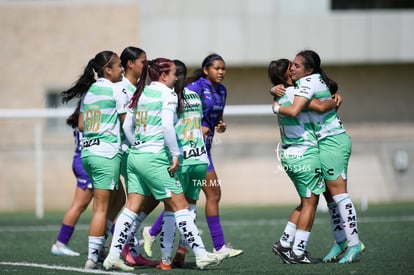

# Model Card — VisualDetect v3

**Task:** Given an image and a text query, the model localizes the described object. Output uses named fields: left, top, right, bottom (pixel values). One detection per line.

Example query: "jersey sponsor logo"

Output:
left=183, top=101, right=201, bottom=111
left=82, top=138, right=100, bottom=148
left=297, top=89, right=309, bottom=95
left=183, top=146, right=206, bottom=159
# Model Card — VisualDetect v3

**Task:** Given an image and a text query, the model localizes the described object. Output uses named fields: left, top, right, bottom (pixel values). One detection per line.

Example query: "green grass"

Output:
left=1, top=202, right=414, bottom=274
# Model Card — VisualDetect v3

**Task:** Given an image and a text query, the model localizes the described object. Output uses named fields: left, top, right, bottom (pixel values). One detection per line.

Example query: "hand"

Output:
left=270, top=84, right=286, bottom=98
left=168, top=156, right=180, bottom=174
left=215, top=120, right=227, bottom=133
left=332, top=93, right=343, bottom=107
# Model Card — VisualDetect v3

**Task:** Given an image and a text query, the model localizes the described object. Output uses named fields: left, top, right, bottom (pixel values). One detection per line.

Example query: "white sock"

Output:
left=292, top=230, right=311, bottom=256
left=174, top=209, right=206, bottom=257
left=333, top=193, right=360, bottom=246
left=160, top=211, right=176, bottom=258
left=177, top=204, right=197, bottom=248
left=280, top=221, right=296, bottom=248
left=327, top=202, right=347, bottom=244
left=88, top=236, right=105, bottom=263
left=109, top=208, right=137, bottom=258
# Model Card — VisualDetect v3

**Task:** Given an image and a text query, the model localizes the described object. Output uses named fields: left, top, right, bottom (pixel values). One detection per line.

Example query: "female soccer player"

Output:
left=185, top=53, right=243, bottom=258
left=68, top=50, right=128, bottom=269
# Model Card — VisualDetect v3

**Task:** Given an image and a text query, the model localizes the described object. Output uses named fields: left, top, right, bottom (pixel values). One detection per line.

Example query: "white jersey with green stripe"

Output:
left=80, top=78, right=128, bottom=158
left=130, top=81, right=180, bottom=156
left=295, top=73, right=346, bottom=140
left=277, top=86, right=317, bottom=147
left=175, top=88, right=208, bottom=165
left=116, top=77, right=136, bottom=101
left=115, top=77, right=136, bottom=150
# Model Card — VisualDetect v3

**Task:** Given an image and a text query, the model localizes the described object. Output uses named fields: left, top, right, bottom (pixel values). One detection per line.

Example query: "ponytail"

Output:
left=61, top=50, right=116, bottom=103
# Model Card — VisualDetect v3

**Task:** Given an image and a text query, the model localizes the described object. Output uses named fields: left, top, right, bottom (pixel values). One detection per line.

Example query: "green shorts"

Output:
left=319, top=132, right=352, bottom=181
left=127, top=149, right=183, bottom=200
left=281, top=145, right=325, bottom=198
left=178, top=163, right=208, bottom=201
left=81, top=152, right=121, bottom=190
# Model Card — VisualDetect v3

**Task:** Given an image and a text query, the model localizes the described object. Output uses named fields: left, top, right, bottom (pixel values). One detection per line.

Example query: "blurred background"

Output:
left=0, top=0, right=413, bottom=215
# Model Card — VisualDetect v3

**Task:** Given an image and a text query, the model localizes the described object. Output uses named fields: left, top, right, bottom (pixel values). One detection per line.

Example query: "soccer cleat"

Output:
left=103, top=256, right=134, bottom=271
left=338, top=242, right=365, bottom=264
left=213, top=243, right=243, bottom=258
left=172, top=247, right=187, bottom=268
left=84, top=259, right=98, bottom=269
left=156, top=257, right=172, bottom=270
left=272, top=241, right=291, bottom=264
left=288, top=250, right=322, bottom=264
left=195, top=252, right=221, bottom=270
left=323, top=241, right=347, bottom=262
left=120, top=244, right=130, bottom=260
left=51, top=243, right=80, bottom=256
left=125, top=254, right=159, bottom=267
left=142, top=226, right=156, bottom=258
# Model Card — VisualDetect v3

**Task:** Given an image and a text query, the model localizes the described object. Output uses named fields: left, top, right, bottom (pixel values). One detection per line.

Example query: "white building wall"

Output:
left=137, top=0, right=414, bottom=65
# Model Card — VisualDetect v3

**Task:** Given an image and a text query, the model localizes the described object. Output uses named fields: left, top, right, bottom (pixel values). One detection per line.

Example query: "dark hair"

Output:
left=173, top=59, right=187, bottom=113
left=129, top=58, right=174, bottom=108
left=296, top=50, right=338, bottom=94
left=187, top=53, right=225, bottom=83
left=268, top=59, right=291, bottom=88
left=61, top=50, right=117, bottom=103
left=120, top=46, right=145, bottom=70
left=66, top=100, right=81, bottom=128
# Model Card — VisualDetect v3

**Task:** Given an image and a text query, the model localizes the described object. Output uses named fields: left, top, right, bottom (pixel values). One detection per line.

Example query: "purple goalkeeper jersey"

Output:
left=185, top=77, right=227, bottom=148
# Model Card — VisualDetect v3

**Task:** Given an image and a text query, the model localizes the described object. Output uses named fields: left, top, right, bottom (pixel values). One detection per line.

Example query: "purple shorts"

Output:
left=72, top=153, right=93, bottom=190
left=207, top=148, right=215, bottom=172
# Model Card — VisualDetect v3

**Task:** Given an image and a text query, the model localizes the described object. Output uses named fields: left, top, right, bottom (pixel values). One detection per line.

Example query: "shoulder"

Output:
left=186, top=78, right=205, bottom=93
left=184, top=88, right=199, bottom=97
left=217, top=83, right=227, bottom=94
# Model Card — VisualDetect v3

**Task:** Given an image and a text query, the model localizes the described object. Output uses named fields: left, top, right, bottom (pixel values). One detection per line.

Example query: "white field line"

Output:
left=0, top=261, right=138, bottom=274
left=0, top=215, right=413, bottom=233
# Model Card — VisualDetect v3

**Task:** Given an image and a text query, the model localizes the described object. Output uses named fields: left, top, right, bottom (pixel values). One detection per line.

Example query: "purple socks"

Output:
left=206, top=215, right=225, bottom=251
left=56, top=224, right=75, bottom=244
left=150, top=210, right=164, bottom=236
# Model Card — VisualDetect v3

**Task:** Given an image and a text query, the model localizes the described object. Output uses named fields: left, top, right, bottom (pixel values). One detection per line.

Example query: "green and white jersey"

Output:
left=80, top=78, right=128, bottom=158
left=130, top=81, right=180, bottom=156
left=277, top=86, right=318, bottom=148
left=115, top=77, right=136, bottom=150
left=175, top=88, right=208, bottom=166
left=295, top=73, right=346, bottom=140
left=116, top=76, right=136, bottom=101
